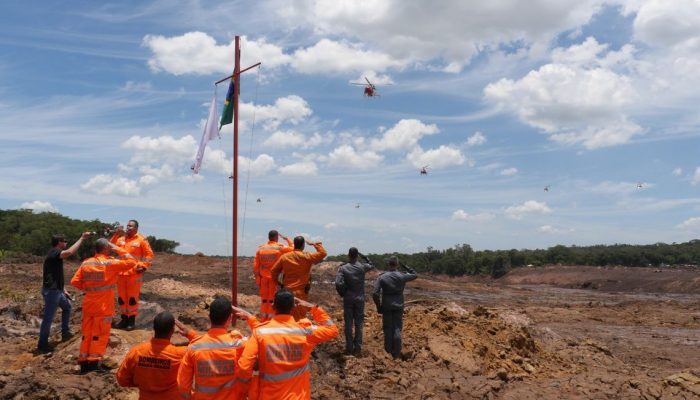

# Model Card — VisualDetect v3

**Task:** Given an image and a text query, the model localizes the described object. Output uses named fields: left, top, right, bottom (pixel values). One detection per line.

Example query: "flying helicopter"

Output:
left=420, top=165, right=430, bottom=175
left=636, top=182, right=643, bottom=189
left=256, top=198, right=262, bottom=203
left=355, top=203, right=361, bottom=209
left=544, top=185, right=550, bottom=192
left=350, top=77, right=384, bottom=97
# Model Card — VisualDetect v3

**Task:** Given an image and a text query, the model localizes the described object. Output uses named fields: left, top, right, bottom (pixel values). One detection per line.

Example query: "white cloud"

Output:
left=81, top=174, right=142, bottom=197
left=466, top=131, right=486, bottom=147
left=407, top=145, right=465, bottom=169
left=591, top=180, right=652, bottom=194
left=633, top=0, right=700, bottom=51
left=484, top=37, right=642, bottom=149
left=324, top=222, right=338, bottom=230
left=505, top=200, right=552, bottom=219
left=538, top=225, right=574, bottom=234
left=241, top=95, right=312, bottom=131
left=452, top=210, right=495, bottom=221
left=143, top=33, right=290, bottom=75
left=672, top=167, right=683, bottom=176
left=371, top=119, right=439, bottom=152
left=676, top=216, right=700, bottom=230
left=19, top=200, right=58, bottom=213
left=291, top=39, right=405, bottom=74
left=263, top=130, right=306, bottom=148
left=239, top=154, right=276, bottom=176
left=478, top=162, right=502, bottom=172
left=279, top=161, right=318, bottom=176
left=692, top=167, right=700, bottom=185
left=327, top=145, right=383, bottom=170
left=121, top=135, right=197, bottom=165
left=280, top=0, right=613, bottom=72
left=500, top=167, right=518, bottom=176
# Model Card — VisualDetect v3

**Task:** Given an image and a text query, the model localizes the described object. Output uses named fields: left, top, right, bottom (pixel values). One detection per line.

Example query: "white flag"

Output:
left=191, top=88, right=219, bottom=174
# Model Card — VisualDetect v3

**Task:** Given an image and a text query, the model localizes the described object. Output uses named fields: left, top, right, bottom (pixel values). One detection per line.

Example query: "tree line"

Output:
left=0, top=209, right=179, bottom=260
left=328, top=241, right=700, bottom=278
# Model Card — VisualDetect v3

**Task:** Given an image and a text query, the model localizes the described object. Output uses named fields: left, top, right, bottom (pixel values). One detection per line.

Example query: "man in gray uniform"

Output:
left=335, top=247, right=374, bottom=355
left=372, top=256, right=417, bottom=359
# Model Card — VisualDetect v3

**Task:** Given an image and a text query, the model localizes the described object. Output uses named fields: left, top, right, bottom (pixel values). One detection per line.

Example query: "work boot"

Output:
left=79, top=361, right=91, bottom=375
left=89, top=361, right=110, bottom=374
left=62, top=331, right=74, bottom=342
left=126, top=315, right=136, bottom=331
left=115, top=314, right=128, bottom=329
left=37, top=343, right=54, bottom=354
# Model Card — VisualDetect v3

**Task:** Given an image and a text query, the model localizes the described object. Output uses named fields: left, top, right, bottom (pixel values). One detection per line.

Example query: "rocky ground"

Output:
left=1, top=255, right=699, bottom=399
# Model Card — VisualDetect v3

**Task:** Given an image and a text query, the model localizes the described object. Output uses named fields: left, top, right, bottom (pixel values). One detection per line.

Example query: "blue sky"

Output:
left=2, top=0, right=700, bottom=256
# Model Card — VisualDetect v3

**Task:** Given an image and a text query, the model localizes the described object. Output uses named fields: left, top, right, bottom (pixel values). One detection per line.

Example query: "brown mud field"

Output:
left=1, top=255, right=699, bottom=399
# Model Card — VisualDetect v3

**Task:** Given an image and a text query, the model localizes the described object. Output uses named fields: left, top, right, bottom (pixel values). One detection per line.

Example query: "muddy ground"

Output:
left=0, top=255, right=699, bottom=399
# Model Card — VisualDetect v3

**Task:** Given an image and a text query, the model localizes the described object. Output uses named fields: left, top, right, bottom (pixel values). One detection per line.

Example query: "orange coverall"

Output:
left=270, top=243, right=326, bottom=320
left=177, top=328, right=249, bottom=400
left=110, top=233, right=154, bottom=317
left=116, top=329, right=198, bottom=400
left=238, top=306, right=339, bottom=400
left=254, top=238, right=292, bottom=321
left=70, top=254, right=138, bottom=362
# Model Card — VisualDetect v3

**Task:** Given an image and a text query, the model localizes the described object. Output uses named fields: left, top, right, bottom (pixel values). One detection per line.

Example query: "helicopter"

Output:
left=544, top=185, right=550, bottom=192
left=351, top=77, right=383, bottom=97
left=636, top=182, right=643, bottom=189
left=256, top=198, right=262, bottom=203
left=420, top=165, right=430, bottom=175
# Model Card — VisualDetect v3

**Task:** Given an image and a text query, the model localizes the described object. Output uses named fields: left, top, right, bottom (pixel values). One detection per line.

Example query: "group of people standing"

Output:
left=37, top=224, right=417, bottom=398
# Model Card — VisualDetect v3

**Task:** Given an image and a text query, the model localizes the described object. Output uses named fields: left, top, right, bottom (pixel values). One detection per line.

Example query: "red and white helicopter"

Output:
left=351, top=77, right=386, bottom=97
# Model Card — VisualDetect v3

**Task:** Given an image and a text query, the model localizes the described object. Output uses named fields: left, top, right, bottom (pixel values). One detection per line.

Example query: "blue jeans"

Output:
left=38, top=288, right=71, bottom=347
left=343, top=300, right=365, bottom=353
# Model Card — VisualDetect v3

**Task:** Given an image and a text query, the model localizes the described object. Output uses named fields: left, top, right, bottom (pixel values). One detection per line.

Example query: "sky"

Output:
left=2, top=0, right=700, bottom=257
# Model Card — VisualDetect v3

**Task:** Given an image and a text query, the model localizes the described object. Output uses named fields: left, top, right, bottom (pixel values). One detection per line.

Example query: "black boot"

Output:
left=126, top=315, right=136, bottom=331
left=79, top=361, right=90, bottom=375
left=115, top=314, right=128, bottom=329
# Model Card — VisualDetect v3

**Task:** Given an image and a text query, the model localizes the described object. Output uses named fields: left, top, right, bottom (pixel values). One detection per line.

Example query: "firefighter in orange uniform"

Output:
left=234, top=289, right=339, bottom=400
left=70, top=238, right=139, bottom=374
left=116, top=311, right=198, bottom=399
left=254, top=230, right=293, bottom=321
left=177, top=297, right=249, bottom=400
left=110, top=219, right=154, bottom=330
left=270, top=236, right=326, bottom=321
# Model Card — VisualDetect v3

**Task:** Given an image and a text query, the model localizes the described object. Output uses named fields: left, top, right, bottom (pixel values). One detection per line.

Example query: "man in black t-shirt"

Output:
left=38, top=232, right=92, bottom=353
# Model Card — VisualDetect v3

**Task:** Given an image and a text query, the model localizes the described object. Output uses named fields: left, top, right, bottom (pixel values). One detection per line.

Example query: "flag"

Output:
left=191, top=88, right=219, bottom=174
left=219, top=78, right=235, bottom=129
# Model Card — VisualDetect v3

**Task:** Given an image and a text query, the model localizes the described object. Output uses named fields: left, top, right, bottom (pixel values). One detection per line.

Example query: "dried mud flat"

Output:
left=1, top=256, right=699, bottom=399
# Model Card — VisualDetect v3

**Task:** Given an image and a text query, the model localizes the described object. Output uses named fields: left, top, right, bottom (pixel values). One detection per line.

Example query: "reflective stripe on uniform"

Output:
left=260, top=363, right=310, bottom=382
left=79, top=353, right=103, bottom=358
left=85, top=284, right=116, bottom=292
left=81, top=261, right=111, bottom=266
left=318, top=320, right=334, bottom=326
left=256, top=327, right=311, bottom=336
left=190, top=341, right=244, bottom=351
left=194, top=378, right=237, bottom=393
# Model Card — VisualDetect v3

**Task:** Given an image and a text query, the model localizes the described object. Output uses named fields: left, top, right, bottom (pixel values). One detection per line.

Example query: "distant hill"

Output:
left=0, top=209, right=179, bottom=260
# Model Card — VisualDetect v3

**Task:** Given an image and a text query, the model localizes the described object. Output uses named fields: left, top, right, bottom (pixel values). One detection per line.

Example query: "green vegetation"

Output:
left=0, top=209, right=179, bottom=260
left=328, top=241, right=700, bottom=277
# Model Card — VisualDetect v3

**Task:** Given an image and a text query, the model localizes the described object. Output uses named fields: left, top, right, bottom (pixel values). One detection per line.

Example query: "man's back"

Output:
left=272, top=244, right=326, bottom=291
left=238, top=307, right=338, bottom=400
left=117, top=338, right=192, bottom=400
left=177, top=328, right=248, bottom=399
left=337, top=262, right=373, bottom=303
left=373, top=270, right=417, bottom=311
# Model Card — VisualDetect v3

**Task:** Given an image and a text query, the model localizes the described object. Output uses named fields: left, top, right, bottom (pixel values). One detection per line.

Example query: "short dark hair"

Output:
left=209, top=297, right=232, bottom=326
left=153, top=311, right=175, bottom=338
left=129, top=219, right=139, bottom=229
left=348, top=247, right=359, bottom=259
left=268, top=230, right=279, bottom=240
left=51, top=234, right=66, bottom=247
left=387, top=256, right=399, bottom=267
left=95, top=238, right=110, bottom=253
left=293, top=236, right=305, bottom=250
left=273, top=289, right=295, bottom=315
